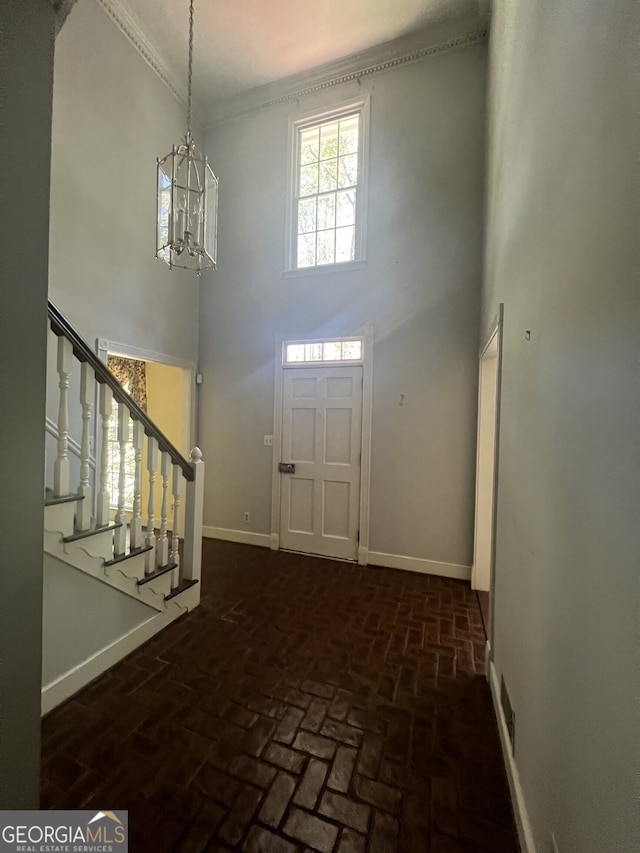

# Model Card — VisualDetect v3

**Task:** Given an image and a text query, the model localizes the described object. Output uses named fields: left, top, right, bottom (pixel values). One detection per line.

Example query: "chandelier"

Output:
left=156, top=0, right=218, bottom=273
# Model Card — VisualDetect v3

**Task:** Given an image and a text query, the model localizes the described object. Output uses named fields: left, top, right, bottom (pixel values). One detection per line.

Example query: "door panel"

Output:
left=324, top=408, right=352, bottom=464
left=280, top=366, right=362, bottom=560
left=289, top=479, right=314, bottom=532
left=323, top=481, right=350, bottom=538
left=291, top=408, right=316, bottom=460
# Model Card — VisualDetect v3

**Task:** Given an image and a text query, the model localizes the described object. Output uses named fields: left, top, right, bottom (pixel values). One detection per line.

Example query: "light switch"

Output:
left=264, top=435, right=273, bottom=446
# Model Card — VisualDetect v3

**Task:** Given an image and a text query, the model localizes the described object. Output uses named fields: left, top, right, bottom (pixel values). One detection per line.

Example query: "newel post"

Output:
left=183, top=447, right=204, bottom=584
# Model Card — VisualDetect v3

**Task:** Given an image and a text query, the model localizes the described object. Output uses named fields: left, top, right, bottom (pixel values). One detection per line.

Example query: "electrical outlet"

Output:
left=264, top=435, right=273, bottom=446
left=243, top=511, right=250, bottom=523
left=551, top=833, right=560, bottom=853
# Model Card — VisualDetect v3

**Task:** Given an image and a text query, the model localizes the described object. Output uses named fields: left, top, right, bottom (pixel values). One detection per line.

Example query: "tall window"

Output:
left=106, top=356, right=147, bottom=511
left=107, top=394, right=135, bottom=511
left=290, top=99, right=369, bottom=270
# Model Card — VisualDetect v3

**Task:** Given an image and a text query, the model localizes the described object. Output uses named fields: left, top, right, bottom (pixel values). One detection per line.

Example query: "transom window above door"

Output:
left=283, top=337, right=363, bottom=365
left=288, top=98, right=369, bottom=272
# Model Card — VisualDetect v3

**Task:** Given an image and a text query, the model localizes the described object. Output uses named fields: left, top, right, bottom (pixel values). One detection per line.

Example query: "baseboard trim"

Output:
left=202, top=526, right=271, bottom=548
left=367, top=551, right=471, bottom=581
left=488, top=660, right=537, bottom=853
left=485, top=640, right=492, bottom=677
left=41, top=612, right=175, bottom=715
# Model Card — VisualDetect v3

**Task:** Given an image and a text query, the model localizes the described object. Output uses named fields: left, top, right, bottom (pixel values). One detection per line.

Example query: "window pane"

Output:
left=336, top=190, right=356, bottom=227
left=304, top=343, right=323, bottom=361
left=283, top=338, right=364, bottom=364
left=323, top=341, right=342, bottom=361
left=338, top=117, right=359, bottom=155
left=319, top=121, right=339, bottom=160
left=341, top=340, right=362, bottom=360
left=298, top=198, right=316, bottom=234
left=317, top=229, right=335, bottom=265
left=317, top=194, right=336, bottom=230
left=286, top=344, right=305, bottom=362
left=337, top=154, right=358, bottom=189
left=319, top=159, right=337, bottom=193
left=300, top=127, right=320, bottom=165
left=299, top=163, right=318, bottom=197
left=297, top=232, right=316, bottom=267
left=335, top=226, right=355, bottom=263
left=107, top=409, right=134, bottom=510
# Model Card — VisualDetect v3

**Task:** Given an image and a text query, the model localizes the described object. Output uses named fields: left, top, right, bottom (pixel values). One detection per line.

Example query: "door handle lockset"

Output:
left=278, top=463, right=296, bottom=474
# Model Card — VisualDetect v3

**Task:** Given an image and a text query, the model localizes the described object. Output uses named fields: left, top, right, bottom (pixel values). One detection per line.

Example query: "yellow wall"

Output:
left=141, top=361, right=190, bottom=539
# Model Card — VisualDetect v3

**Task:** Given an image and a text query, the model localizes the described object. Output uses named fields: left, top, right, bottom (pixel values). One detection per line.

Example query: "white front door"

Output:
left=279, top=366, right=362, bottom=560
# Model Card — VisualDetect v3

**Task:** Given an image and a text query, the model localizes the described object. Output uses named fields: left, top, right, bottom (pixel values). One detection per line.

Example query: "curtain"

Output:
left=107, top=355, right=148, bottom=412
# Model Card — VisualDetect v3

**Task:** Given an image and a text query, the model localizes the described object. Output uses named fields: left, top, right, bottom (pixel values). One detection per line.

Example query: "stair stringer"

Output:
left=43, top=527, right=190, bottom=616
left=44, top=498, right=200, bottom=614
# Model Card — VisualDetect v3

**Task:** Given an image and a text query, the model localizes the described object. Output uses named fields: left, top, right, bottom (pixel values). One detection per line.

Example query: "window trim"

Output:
left=285, top=95, right=370, bottom=274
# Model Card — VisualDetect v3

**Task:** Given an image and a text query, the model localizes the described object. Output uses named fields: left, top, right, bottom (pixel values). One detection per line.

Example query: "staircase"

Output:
left=43, top=301, right=204, bottom=712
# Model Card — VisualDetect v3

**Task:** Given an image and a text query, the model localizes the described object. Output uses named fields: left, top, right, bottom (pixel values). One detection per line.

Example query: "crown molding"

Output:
left=205, top=22, right=488, bottom=127
left=95, top=0, right=188, bottom=110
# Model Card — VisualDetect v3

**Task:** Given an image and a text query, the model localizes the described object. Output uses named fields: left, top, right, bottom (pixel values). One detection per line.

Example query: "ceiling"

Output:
left=103, top=0, right=488, bottom=116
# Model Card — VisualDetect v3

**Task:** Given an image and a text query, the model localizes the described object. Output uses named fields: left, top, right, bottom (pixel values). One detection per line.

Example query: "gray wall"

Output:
left=49, top=0, right=200, bottom=363
left=0, top=0, right=55, bottom=808
left=42, top=556, right=155, bottom=686
left=484, top=1, right=639, bottom=851
left=200, top=42, right=487, bottom=567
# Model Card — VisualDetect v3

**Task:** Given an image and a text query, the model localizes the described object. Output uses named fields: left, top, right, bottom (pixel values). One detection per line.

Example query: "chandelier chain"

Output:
left=187, top=0, right=194, bottom=139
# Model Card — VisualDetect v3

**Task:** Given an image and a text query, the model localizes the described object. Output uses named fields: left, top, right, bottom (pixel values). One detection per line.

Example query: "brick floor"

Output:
left=41, top=539, right=519, bottom=852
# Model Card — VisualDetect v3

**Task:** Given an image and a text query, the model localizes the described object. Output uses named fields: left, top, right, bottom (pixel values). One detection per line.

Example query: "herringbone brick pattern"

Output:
left=41, top=540, right=519, bottom=852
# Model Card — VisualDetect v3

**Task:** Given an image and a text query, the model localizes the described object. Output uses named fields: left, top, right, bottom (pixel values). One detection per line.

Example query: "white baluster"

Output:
left=113, top=402, right=129, bottom=556
left=157, top=451, right=171, bottom=568
left=170, top=465, right=181, bottom=587
left=53, top=336, right=73, bottom=497
left=76, top=363, right=95, bottom=531
left=96, top=384, right=113, bottom=527
left=130, top=420, right=144, bottom=550
left=145, top=436, right=158, bottom=573
left=183, top=447, right=204, bottom=593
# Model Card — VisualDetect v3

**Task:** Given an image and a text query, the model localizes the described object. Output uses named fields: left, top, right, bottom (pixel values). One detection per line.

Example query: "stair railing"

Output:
left=47, top=300, right=204, bottom=598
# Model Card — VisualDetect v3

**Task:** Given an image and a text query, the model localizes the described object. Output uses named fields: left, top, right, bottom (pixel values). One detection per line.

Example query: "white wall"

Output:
left=49, top=0, right=200, bottom=364
left=483, top=1, right=639, bottom=851
left=200, top=41, right=487, bottom=569
left=0, top=0, right=54, bottom=808
left=42, top=555, right=155, bottom=686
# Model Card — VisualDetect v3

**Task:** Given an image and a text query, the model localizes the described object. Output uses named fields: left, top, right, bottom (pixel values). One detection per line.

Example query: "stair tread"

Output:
left=45, top=492, right=85, bottom=506
left=137, top=563, right=177, bottom=586
left=104, top=545, right=153, bottom=567
left=63, top=522, right=122, bottom=543
left=165, top=578, right=199, bottom=601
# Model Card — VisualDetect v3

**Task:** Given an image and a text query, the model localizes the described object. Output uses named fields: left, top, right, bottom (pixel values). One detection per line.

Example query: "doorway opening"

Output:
left=96, top=338, right=196, bottom=530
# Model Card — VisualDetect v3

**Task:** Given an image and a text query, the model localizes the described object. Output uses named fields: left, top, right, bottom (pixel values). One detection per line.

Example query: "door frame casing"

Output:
left=471, top=322, right=500, bottom=591
left=270, top=327, right=374, bottom=565
left=471, top=306, right=504, bottom=655
left=96, top=338, right=197, bottom=452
